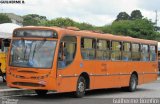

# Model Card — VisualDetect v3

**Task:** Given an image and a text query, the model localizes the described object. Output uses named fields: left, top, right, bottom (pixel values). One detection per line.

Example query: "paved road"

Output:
left=0, top=79, right=160, bottom=104
left=0, top=77, right=9, bottom=89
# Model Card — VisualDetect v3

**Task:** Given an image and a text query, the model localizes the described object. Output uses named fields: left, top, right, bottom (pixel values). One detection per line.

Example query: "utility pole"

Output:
left=155, top=10, right=159, bottom=31
left=155, top=10, right=158, bottom=27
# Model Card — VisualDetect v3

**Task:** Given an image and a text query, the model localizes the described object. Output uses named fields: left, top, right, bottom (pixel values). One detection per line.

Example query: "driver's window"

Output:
left=58, top=36, right=77, bottom=69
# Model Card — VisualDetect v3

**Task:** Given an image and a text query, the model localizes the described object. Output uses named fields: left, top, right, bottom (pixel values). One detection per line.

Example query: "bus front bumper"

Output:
left=7, top=75, right=57, bottom=91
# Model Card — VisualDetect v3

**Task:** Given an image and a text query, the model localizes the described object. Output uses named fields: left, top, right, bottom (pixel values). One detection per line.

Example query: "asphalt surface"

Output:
left=0, top=77, right=9, bottom=89
left=0, top=78, right=160, bottom=104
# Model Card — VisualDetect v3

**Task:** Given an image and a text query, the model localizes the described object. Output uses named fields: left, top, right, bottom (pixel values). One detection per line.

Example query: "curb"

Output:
left=0, top=89, right=34, bottom=97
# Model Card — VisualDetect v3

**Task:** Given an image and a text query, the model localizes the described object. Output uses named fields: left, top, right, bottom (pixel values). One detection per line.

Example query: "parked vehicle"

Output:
left=0, top=39, right=10, bottom=82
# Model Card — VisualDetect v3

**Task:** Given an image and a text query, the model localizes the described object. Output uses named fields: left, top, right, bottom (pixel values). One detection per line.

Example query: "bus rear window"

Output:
left=13, top=30, right=58, bottom=38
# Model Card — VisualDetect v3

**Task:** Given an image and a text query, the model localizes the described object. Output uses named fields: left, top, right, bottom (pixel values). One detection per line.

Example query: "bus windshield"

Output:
left=10, top=40, right=56, bottom=68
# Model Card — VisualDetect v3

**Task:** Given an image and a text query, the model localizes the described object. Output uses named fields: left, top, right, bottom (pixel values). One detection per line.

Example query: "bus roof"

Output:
left=14, top=26, right=158, bottom=45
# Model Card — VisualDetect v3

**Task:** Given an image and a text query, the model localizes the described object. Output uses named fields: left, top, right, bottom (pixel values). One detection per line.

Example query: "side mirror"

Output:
left=3, top=39, right=10, bottom=47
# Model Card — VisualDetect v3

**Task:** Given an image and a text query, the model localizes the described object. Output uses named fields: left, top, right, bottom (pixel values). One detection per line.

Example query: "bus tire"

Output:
left=128, top=74, right=138, bottom=92
left=74, top=76, right=86, bottom=98
left=35, top=90, right=48, bottom=96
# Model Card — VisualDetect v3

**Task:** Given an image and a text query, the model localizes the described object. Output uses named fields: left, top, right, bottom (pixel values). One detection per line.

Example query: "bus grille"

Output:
left=12, top=82, right=45, bottom=87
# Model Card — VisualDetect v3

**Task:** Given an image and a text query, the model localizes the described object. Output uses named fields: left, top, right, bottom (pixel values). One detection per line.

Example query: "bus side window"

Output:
left=81, top=38, right=96, bottom=60
left=150, top=45, right=156, bottom=61
left=132, top=43, right=141, bottom=61
left=111, top=41, right=122, bottom=61
left=141, top=44, right=149, bottom=61
left=58, top=36, right=77, bottom=69
left=96, top=39, right=110, bottom=60
left=122, top=42, right=131, bottom=61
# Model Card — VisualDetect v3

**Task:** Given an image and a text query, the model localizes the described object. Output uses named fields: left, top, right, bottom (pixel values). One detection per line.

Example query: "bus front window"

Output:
left=10, top=40, right=56, bottom=68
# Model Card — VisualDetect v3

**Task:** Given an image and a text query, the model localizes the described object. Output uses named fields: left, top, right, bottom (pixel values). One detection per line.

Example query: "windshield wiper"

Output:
left=32, top=44, right=37, bottom=61
left=23, top=46, right=27, bottom=61
left=35, top=38, right=46, bottom=51
left=31, top=40, right=46, bottom=60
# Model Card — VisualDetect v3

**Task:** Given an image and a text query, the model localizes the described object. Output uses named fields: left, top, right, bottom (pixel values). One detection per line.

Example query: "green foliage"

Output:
left=154, top=32, right=160, bottom=41
left=44, top=17, right=96, bottom=30
left=23, top=14, right=47, bottom=26
left=45, top=18, right=75, bottom=27
left=75, top=22, right=96, bottom=30
left=105, top=9, right=159, bottom=40
left=101, top=19, right=157, bottom=40
left=0, top=14, right=12, bottom=24
left=23, top=16, right=38, bottom=26
left=20, top=10, right=159, bottom=41
left=115, top=10, right=143, bottom=21
left=28, top=14, right=47, bottom=20
left=116, top=12, right=130, bottom=21
left=43, top=16, right=159, bottom=40
left=130, top=10, right=143, bottom=20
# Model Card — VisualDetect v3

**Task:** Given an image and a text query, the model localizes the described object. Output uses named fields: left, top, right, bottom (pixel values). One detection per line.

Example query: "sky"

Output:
left=0, top=0, right=160, bottom=26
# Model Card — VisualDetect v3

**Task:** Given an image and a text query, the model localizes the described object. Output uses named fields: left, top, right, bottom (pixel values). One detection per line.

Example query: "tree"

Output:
left=75, top=22, right=95, bottom=30
left=130, top=10, right=143, bottom=20
left=45, top=18, right=75, bottom=27
left=23, top=14, right=47, bottom=26
left=45, top=17, right=97, bottom=31
left=116, top=12, right=130, bottom=21
left=27, top=14, right=47, bottom=20
left=23, top=16, right=38, bottom=26
left=101, top=19, right=156, bottom=40
left=21, top=12, right=158, bottom=40
left=0, top=14, right=11, bottom=24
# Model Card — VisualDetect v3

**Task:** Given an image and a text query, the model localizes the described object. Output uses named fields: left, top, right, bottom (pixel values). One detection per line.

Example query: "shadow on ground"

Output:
left=13, top=87, right=153, bottom=100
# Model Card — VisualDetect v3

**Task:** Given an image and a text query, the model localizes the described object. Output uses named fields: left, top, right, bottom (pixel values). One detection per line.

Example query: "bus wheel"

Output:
left=74, top=76, right=86, bottom=98
left=35, top=90, right=48, bottom=96
left=2, top=73, right=6, bottom=82
left=128, top=74, right=138, bottom=92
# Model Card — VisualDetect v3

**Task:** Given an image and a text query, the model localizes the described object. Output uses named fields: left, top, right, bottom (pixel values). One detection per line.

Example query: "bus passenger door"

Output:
left=56, top=36, right=78, bottom=92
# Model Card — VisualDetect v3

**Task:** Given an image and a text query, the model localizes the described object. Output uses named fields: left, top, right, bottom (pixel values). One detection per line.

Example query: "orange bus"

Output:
left=7, top=26, right=158, bottom=97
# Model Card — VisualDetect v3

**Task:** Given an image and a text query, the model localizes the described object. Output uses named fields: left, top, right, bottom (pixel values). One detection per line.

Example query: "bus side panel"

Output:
left=119, top=62, right=155, bottom=86
left=120, top=75, right=130, bottom=86
left=79, top=61, right=122, bottom=89
left=84, top=61, right=123, bottom=89
left=137, top=74, right=144, bottom=85
left=82, top=61, right=108, bottom=89
left=141, top=62, right=158, bottom=84
left=118, top=62, right=131, bottom=86
left=143, top=62, right=158, bottom=84
left=56, top=58, right=82, bottom=92
left=143, top=74, right=157, bottom=84
left=56, top=75, right=78, bottom=92
left=106, top=62, right=125, bottom=88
